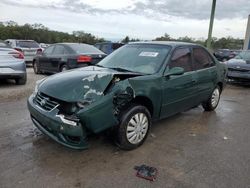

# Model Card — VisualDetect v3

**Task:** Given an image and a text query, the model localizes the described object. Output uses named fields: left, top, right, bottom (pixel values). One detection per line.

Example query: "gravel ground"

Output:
left=0, top=69, right=250, bottom=188
left=0, top=68, right=45, bottom=102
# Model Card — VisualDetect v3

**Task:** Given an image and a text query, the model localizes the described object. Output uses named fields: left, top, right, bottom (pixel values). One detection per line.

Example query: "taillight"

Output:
left=14, top=48, right=23, bottom=53
left=77, top=55, right=92, bottom=63
left=9, top=51, right=24, bottom=59
left=37, top=48, right=42, bottom=54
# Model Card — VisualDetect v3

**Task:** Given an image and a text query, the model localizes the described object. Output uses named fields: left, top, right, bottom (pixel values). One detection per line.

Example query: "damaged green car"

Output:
left=28, top=42, right=227, bottom=150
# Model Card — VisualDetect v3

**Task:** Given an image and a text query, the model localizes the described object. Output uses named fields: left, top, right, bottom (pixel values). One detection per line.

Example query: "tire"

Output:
left=33, top=61, right=40, bottom=74
left=15, top=74, right=27, bottom=85
left=202, top=86, right=221, bottom=111
left=60, top=64, right=68, bottom=72
left=116, top=104, right=151, bottom=150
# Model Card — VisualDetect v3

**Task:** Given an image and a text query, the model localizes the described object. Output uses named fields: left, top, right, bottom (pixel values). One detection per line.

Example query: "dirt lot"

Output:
left=0, top=68, right=250, bottom=188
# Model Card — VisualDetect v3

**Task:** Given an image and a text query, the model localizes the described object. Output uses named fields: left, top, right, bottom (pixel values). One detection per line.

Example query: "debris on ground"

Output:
left=134, top=164, right=158, bottom=181
left=150, top=133, right=156, bottom=138
left=189, top=133, right=196, bottom=137
left=223, top=136, right=228, bottom=140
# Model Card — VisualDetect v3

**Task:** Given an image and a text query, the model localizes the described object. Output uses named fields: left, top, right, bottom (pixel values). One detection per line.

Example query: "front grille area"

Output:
left=35, top=92, right=59, bottom=111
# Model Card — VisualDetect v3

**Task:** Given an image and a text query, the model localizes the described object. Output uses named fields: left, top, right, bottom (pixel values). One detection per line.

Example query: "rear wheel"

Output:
left=202, top=86, right=221, bottom=111
left=116, top=105, right=151, bottom=150
left=60, top=64, right=68, bottom=72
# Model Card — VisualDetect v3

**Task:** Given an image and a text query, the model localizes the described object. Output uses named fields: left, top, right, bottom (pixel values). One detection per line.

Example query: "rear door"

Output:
left=160, top=47, right=198, bottom=118
left=49, top=45, right=65, bottom=72
left=192, top=47, right=217, bottom=103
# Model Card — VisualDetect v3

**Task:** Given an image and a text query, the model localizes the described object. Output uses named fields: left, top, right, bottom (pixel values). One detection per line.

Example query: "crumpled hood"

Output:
left=227, top=59, right=250, bottom=70
left=38, top=66, right=139, bottom=102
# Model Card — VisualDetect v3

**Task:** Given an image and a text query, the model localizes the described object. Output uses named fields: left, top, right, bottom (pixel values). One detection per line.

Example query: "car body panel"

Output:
left=27, top=41, right=227, bottom=149
left=0, top=48, right=26, bottom=79
left=5, top=39, right=40, bottom=63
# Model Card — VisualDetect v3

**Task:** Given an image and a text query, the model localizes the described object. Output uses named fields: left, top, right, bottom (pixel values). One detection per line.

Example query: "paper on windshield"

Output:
left=139, top=52, right=159, bottom=57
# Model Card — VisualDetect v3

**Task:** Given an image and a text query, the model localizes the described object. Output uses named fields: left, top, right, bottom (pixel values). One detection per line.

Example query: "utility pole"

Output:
left=207, top=0, right=216, bottom=49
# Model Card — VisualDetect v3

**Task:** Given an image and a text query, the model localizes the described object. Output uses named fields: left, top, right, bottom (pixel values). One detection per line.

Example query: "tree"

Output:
left=0, top=21, right=105, bottom=44
left=122, top=36, right=130, bottom=43
left=154, top=33, right=172, bottom=41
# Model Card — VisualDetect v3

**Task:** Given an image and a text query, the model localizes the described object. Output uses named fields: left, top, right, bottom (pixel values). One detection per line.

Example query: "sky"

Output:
left=0, top=0, right=249, bottom=41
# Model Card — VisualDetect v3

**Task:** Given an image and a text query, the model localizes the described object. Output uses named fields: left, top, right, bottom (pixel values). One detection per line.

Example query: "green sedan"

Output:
left=27, top=41, right=227, bottom=150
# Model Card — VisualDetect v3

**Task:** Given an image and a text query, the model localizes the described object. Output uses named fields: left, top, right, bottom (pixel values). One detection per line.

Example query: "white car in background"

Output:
left=5, top=39, right=42, bottom=65
left=39, top=43, right=50, bottom=51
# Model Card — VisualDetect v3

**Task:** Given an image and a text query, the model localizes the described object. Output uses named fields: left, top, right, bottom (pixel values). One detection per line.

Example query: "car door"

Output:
left=160, top=47, right=198, bottom=118
left=49, top=45, right=65, bottom=72
left=192, top=47, right=217, bottom=103
left=39, top=45, right=55, bottom=71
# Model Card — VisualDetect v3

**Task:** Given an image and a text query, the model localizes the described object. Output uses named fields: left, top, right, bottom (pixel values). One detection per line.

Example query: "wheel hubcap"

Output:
left=211, top=88, right=220, bottom=107
left=62, top=67, right=67, bottom=72
left=126, top=113, right=148, bottom=144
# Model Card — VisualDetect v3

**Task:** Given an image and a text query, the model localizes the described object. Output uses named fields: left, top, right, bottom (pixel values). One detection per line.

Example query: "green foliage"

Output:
left=154, top=33, right=243, bottom=50
left=0, top=21, right=105, bottom=45
left=121, top=36, right=140, bottom=43
left=154, top=33, right=173, bottom=41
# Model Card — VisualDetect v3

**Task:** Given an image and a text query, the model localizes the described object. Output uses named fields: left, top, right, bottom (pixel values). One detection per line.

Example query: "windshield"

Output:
left=16, top=41, right=39, bottom=48
left=0, top=41, right=10, bottom=48
left=235, top=51, right=250, bottom=60
left=98, top=44, right=171, bottom=74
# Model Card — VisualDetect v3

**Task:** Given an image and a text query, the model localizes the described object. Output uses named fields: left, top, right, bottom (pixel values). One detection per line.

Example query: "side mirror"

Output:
left=164, top=67, right=184, bottom=77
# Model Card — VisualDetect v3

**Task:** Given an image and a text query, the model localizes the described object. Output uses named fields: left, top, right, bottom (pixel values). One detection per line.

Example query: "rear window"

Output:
left=0, top=42, right=10, bottom=48
left=16, top=41, right=39, bottom=48
left=69, top=44, right=105, bottom=54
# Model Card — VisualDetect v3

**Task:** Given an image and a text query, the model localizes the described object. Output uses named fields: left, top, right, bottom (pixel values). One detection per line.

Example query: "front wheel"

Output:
left=202, top=86, right=221, bottom=111
left=117, top=105, right=151, bottom=150
left=33, top=61, right=40, bottom=74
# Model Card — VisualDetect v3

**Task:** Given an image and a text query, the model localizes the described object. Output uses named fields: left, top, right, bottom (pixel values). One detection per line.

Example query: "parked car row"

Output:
left=0, top=39, right=125, bottom=84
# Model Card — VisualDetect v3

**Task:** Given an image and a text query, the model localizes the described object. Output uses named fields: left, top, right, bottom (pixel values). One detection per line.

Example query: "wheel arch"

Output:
left=130, top=95, right=154, bottom=117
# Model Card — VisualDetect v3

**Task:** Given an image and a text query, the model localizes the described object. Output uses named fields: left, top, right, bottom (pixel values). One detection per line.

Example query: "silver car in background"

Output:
left=0, top=41, right=27, bottom=85
left=5, top=39, right=42, bottom=64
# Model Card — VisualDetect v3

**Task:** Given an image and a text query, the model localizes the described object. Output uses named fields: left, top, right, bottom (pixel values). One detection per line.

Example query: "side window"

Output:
left=95, top=44, right=100, bottom=49
left=169, top=47, right=192, bottom=72
left=193, top=48, right=215, bottom=70
left=52, top=45, right=65, bottom=55
left=100, top=44, right=109, bottom=54
left=43, top=46, right=54, bottom=55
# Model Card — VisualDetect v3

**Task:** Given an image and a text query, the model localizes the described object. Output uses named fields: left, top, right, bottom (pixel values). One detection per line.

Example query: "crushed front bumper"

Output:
left=27, top=95, right=89, bottom=150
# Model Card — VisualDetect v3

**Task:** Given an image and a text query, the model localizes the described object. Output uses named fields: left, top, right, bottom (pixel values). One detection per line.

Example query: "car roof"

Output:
left=128, top=41, right=203, bottom=47
left=54, top=43, right=92, bottom=46
left=6, top=39, right=36, bottom=42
